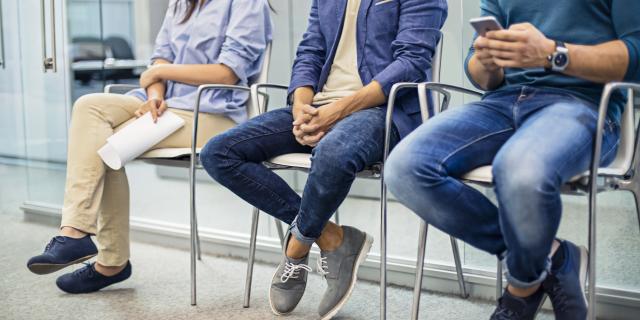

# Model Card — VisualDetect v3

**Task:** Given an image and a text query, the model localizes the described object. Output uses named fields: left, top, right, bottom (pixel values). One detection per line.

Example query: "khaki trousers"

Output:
left=60, top=93, right=236, bottom=266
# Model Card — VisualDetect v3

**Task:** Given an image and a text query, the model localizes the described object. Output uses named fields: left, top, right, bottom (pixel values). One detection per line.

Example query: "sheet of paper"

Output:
left=98, top=111, right=185, bottom=170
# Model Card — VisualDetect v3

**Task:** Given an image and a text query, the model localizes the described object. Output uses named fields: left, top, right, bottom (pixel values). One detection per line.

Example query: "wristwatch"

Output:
left=547, top=41, right=570, bottom=72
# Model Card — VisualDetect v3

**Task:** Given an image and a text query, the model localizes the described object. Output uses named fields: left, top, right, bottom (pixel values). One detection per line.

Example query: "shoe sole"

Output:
left=27, top=254, right=97, bottom=275
left=579, top=245, right=589, bottom=306
left=319, top=232, right=374, bottom=320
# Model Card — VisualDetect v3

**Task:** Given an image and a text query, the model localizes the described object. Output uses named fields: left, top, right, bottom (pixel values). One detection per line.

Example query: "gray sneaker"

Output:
left=317, top=226, right=373, bottom=319
left=269, top=233, right=312, bottom=315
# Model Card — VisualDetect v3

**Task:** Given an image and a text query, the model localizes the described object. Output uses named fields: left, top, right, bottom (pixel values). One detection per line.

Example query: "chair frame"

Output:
left=413, top=81, right=640, bottom=320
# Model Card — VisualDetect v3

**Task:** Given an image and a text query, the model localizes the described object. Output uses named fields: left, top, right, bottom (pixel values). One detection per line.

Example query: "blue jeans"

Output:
left=385, top=86, right=620, bottom=288
left=200, top=107, right=399, bottom=245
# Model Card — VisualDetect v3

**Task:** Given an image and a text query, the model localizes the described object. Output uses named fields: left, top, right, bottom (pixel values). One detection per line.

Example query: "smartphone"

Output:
left=470, top=16, right=504, bottom=37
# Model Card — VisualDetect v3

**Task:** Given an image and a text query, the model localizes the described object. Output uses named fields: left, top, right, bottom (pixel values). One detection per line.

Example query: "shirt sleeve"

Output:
left=464, top=0, right=506, bottom=90
left=612, top=0, right=640, bottom=82
left=150, top=2, right=177, bottom=63
left=287, top=0, right=327, bottom=100
left=217, top=0, right=272, bottom=85
left=372, top=0, right=448, bottom=97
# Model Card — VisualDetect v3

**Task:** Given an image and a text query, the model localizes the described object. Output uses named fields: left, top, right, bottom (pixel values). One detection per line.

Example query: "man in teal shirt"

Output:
left=385, top=0, right=639, bottom=319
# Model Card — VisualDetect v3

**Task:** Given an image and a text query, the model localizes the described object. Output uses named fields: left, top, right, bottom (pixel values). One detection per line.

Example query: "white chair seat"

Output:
left=267, top=153, right=312, bottom=168
left=138, top=148, right=200, bottom=159
left=463, top=161, right=629, bottom=185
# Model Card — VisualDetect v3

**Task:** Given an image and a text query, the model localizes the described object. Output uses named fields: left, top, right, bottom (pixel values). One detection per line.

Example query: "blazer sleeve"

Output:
left=287, top=0, right=327, bottom=101
left=372, top=0, right=448, bottom=97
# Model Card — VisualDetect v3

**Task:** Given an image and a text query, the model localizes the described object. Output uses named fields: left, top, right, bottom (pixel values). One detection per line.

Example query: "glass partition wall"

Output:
left=2, top=0, right=639, bottom=310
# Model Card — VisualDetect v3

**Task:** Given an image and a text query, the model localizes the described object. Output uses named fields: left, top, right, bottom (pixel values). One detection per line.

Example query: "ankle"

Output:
left=60, top=226, right=88, bottom=239
left=94, top=262, right=126, bottom=277
left=286, top=235, right=311, bottom=260
left=507, top=284, right=541, bottom=298
left=316, top=223, right=343, bottom=252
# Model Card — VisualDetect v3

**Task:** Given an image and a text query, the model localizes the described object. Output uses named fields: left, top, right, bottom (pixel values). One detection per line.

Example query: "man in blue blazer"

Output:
left=200, top=0, right=447, bottom=317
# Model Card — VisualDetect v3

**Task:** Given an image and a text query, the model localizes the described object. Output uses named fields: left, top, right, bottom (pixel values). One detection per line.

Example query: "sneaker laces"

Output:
left=545, top=277, right=569, bottom=312
left=317, top=256, right=329, bottom=278
left=72, top=262, right=96, bottom=278
left=44, top=236, right=66, bottom=252
left=280, top=262, right=312, bottom=283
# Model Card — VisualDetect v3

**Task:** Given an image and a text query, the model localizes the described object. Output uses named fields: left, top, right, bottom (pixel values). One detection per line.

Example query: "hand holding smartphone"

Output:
left=470, top=16, right=504, bottom=37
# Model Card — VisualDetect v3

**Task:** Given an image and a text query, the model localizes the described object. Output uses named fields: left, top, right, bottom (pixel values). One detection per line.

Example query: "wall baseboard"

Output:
left=21, top=201, right=640, bottom=319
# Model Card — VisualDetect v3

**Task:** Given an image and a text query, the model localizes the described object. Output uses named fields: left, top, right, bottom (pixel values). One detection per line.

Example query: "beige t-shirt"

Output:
left=312, top=0, right=364, bottom=106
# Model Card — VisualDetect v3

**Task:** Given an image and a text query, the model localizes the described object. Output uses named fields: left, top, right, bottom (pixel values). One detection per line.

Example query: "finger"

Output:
left=492, top=57, right=519, bottom=68
left=508, top=22, right=532, bottom=31
left=486, top=39, right=522, bottom=51
left=303, top=131, right=325, bottom=144
left=474, top=36, right=489, bottom=49
left=488, top=49, right=519, bottom=60
left=486, top=30, right=526, bottom=42
left=134, top=110, right=142, bottom=118
left=301, top=104, right=318, bottom=116
left=300, top=123, right=320, bottom=133
left=150, top=103, right=158, bottom=123
left=158, top=101, right=168, bottom=116
left=292, top=126, right=305, bottom=138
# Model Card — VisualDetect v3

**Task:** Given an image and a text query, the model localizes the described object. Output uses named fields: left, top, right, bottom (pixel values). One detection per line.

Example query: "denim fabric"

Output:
left=385, top=86, right=620, bottom=288
left=200, top=107, right=399, bottom=245
left=288, top=0, right=447, bottom=138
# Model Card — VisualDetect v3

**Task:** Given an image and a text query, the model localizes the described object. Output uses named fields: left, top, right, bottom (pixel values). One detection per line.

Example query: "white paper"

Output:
left=98, top=111, right=185, bottom=170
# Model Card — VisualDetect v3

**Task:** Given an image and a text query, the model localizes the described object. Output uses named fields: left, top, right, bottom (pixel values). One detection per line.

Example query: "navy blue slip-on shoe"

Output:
left=27, top=235, right=98, bottom=275
left=542, top=240, right=588, bottom=320
left=56, top=261, right=132, bottom=294
left=490, top=286, right=546, bottom=320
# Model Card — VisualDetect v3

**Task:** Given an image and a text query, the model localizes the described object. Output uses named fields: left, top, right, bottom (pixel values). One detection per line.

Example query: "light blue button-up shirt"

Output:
left=127, top=0, right=272, bottom=123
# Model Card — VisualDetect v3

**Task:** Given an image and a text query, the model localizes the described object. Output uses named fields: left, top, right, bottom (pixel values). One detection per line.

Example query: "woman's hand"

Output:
left=139, top=65, right=165, bottom=89
left=134, top=98, right=168, bottom=123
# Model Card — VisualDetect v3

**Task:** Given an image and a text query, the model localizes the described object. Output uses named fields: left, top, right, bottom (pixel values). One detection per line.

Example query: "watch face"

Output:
left=554, top=53, right=568, bottom=68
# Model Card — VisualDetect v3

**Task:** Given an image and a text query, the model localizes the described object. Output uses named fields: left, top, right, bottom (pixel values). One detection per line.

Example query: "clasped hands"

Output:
left=474, top=22, right=556, bottom=71
left=292, top=103, right=343, bottom=147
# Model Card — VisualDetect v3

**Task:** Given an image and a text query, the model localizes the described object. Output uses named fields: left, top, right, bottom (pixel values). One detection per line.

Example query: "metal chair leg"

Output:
left=243, top=207, right=260, bottom=308
left=334, top=209, right=341, bottom=225
left=194, top=211, right=202, bottom=261
left=380, top=176, right=388, bottom=320
left=411, top=221, right=428, bottom=320
left=450, top=236, right=468, bottom=298
left=189, top=157, right=197, bottom=306
left=587, top=189, right=597, bottom=320
left=275, top=217, right=285, bottom=247
left=496, top=259, right=503, bottom=304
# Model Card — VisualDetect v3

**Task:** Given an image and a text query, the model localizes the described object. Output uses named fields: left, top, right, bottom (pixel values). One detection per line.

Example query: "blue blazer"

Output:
left=288, top=0, right=448, bottom=139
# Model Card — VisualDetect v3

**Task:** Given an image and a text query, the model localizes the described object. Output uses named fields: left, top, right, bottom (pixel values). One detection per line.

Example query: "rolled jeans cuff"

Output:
left=504, top=256, right=552, bottom=289
left=290, top=218, right=316, bottom=246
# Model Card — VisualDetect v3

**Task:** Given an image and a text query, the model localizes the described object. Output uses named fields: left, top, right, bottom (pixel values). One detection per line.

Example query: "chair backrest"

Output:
left=246, top=42, right=272, bottom=119
left=606, top=89, right=635, bottom=173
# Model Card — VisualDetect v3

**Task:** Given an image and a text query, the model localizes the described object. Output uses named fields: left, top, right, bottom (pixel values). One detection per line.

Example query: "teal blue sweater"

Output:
left=465, top=0, right=640, bottom=122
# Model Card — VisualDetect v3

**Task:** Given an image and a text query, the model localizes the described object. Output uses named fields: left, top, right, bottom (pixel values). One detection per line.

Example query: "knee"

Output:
left=72, top=93, right=105, bottom=115
left=311, top=139, right=360, bottom=178
left=492, top=150, right=559, bottom=201
left=385, top=140, right=443, bottom=199
left=200, top=134, right=234, bottom=180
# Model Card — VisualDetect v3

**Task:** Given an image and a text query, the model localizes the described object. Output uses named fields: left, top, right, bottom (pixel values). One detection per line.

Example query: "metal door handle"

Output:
left=0, top=0, right=6, bottom=69
left=40, top=0, right=57, bottom=72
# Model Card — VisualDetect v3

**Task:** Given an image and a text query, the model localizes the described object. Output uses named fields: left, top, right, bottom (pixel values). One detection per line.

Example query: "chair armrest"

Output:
left=104, top=84, right=140, bottom=94
left=417, top=82, right=483, bottom=113
left=250, top=83, right=289, bottom=114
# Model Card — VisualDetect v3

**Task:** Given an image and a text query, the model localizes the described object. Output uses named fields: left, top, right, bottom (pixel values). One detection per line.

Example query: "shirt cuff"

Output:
left=622, top=36, right=640, bottom=82
left=218, top=50, right=248, bottom=84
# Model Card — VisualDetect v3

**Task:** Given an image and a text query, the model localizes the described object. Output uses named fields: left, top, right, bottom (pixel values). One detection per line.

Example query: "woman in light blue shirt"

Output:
left=26, top=0, right=273, bottom=294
